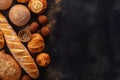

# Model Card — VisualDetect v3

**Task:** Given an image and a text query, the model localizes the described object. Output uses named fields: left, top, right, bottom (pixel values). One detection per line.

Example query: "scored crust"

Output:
left=31, top=0, right=43, bottom=13
left=28, top=0, right=47, bottom=14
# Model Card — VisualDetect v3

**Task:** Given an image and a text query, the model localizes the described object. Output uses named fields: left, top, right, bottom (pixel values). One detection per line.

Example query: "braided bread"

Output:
left=0, top=13, right=39, bottom=79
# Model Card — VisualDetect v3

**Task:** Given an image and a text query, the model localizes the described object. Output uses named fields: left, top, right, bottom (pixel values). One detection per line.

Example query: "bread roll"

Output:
left=0, top=13, right=39, bottom=79
left=28, top=0, right=47, bottom=14
left=9, top=4, right=30, bottom=26
left=36, top=53, right=51, bottom=67
left=28, top=21, right=39, bottom=32
left=41, top=26, right=51, bottom=36
left=0, top=0, right=13, bottom=10
left=27, top=33, right=45, bottom=53
left=0, top=50, right=21, bottom=80
left=38, top=15, right=48, bottom=24
left=0, top=31, right=4, bottom=49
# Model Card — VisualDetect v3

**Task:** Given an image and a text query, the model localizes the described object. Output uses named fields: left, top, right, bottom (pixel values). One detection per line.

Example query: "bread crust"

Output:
left=0, top=31, right=4, bottom=49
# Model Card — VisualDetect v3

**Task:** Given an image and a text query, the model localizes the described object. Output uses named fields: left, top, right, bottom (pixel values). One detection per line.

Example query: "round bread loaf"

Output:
left=0, top=0, right=13, bottom=10
left=9, top=4, right=30, bottom=26
left=0, top=50, right=21, bottom=80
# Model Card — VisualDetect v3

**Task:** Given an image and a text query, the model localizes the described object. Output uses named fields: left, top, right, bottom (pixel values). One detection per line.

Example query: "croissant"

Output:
left=0, top=13, right=39, bottom=79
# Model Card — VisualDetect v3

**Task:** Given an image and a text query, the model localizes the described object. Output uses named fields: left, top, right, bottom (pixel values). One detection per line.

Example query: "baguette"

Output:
left=0, top=13, right=39, bottom=79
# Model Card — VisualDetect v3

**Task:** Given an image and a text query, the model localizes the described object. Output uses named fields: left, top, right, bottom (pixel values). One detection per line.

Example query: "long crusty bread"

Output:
left=0, top=13, right=39, bottom=79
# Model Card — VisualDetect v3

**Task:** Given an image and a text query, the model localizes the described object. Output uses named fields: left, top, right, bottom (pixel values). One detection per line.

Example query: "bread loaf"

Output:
left=0, top=50, right=21, bottom=80
left=9, top=4, right=30, bottom=26
left=0, top=13, right=39, bottom=79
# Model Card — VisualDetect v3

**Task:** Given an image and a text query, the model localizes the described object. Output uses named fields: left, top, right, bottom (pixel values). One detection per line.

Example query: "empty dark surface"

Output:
left=46, top=0, right=120, bottom=80
left=2, top=0, right=120, bottom=80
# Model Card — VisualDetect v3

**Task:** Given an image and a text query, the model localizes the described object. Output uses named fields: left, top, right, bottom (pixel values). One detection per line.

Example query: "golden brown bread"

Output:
left=0, top=13, right=39, bottom=79
left=0, top=50, right=21, bottom=80
left=28, top=0, right=47, bottom=14
left=0, top=0, right=13, bottom=10
left=0, top=31, right=4, bottom=49
left=27, top=33, right=45, bottom=53
left=36, top=53, right=51, bottom=67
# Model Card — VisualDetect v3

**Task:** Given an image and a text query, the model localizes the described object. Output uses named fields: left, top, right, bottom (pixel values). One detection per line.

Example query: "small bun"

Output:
left=27, top=33, right=45, bottom=54
left=0, top=0, right=13, bottom=10
left=28, top=0, right=47, bottom=14
left=28, top=22, right=39, bottom=32
left=38, top=15, right=48, bottom=25
left=36, top=53, right=51, bottom=67
left=41, top=26, right=51, bottom=36
left=9, top=4, right=30, bottom=26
